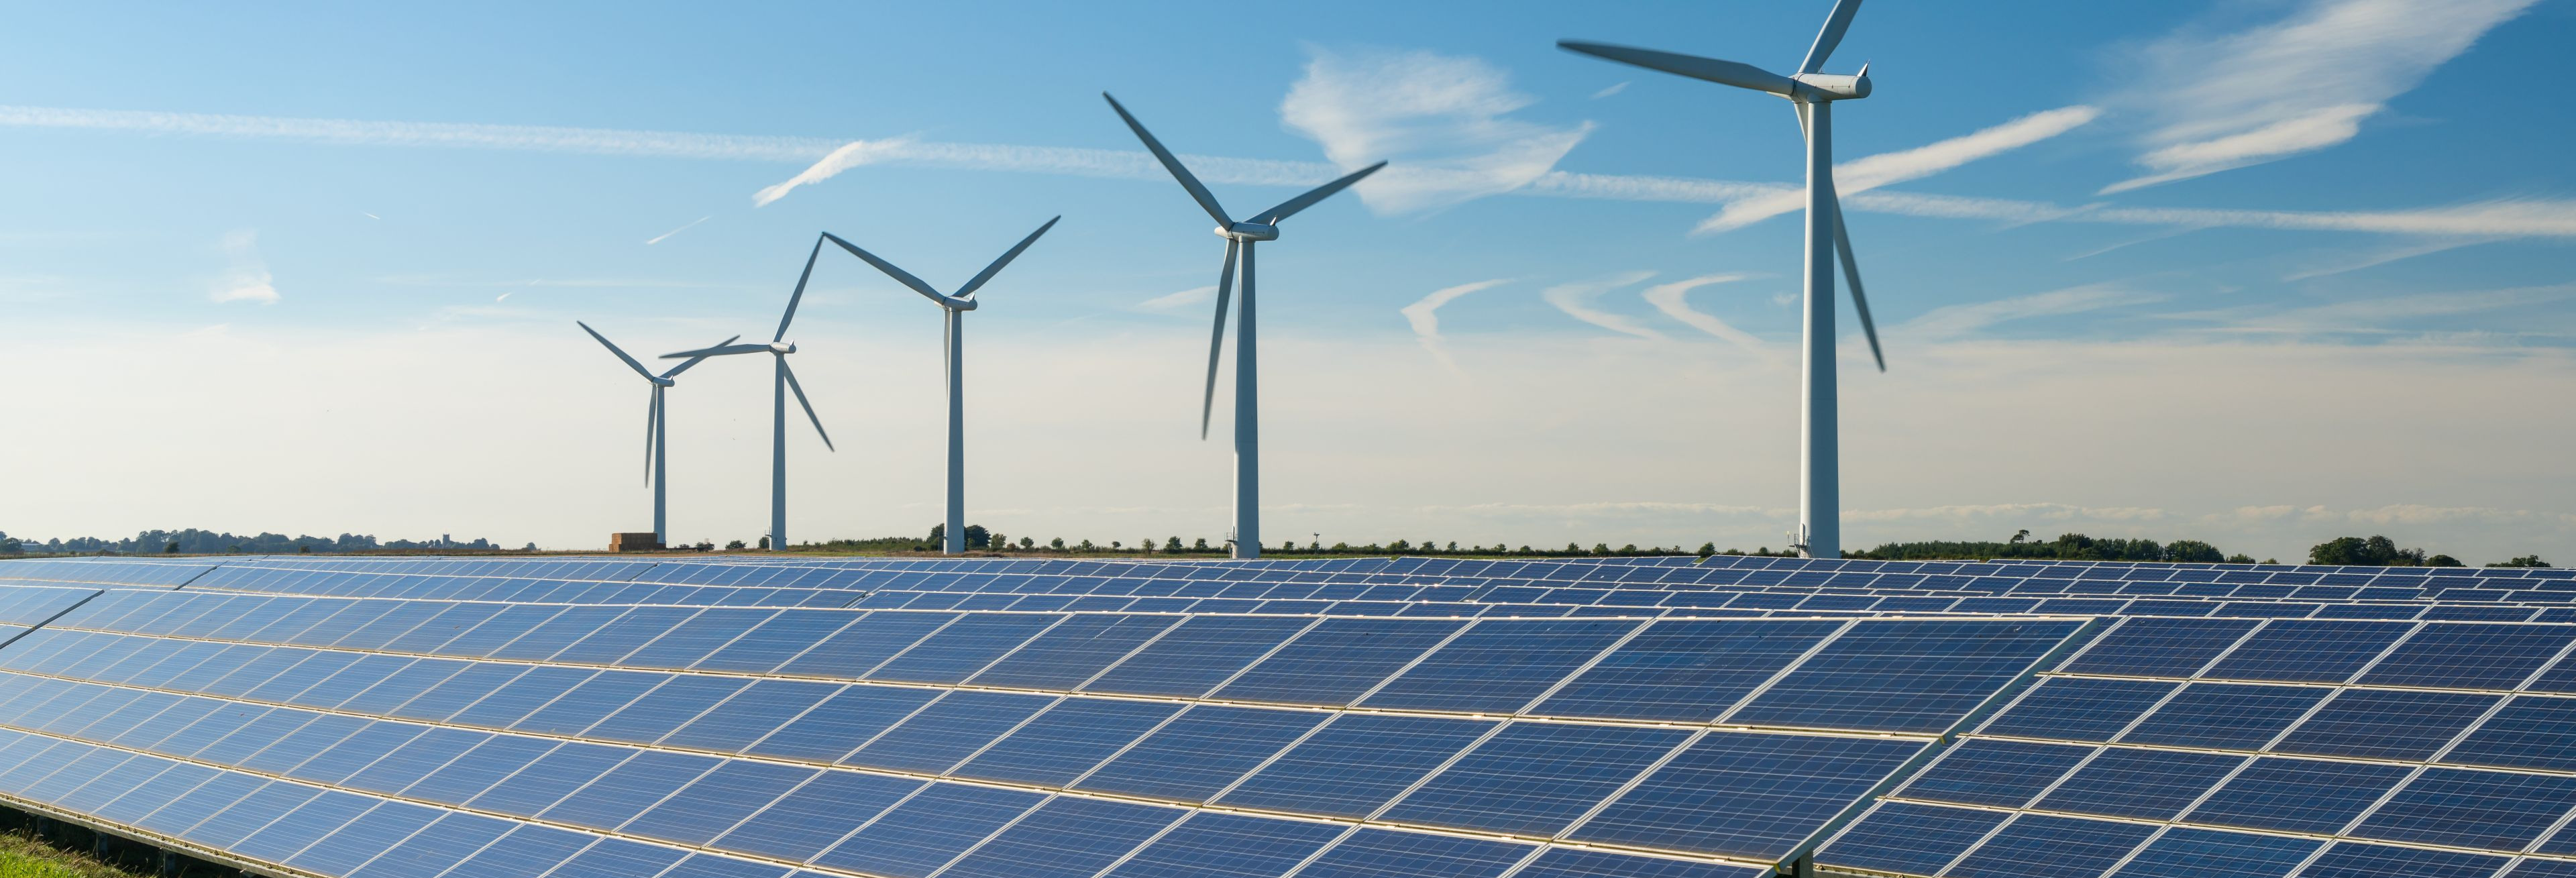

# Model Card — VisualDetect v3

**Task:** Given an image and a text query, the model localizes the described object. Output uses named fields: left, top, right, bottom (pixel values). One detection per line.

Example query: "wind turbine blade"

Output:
left=1103, top=93, right=1232, bottom=226
left=1199, top=239, right=1239, bottom=441
left=953, top=216, right=1060, bottom=300
left=780, top=360, right=835, bottom=452
left=1799, top=0, right=1866, bottom=75
left=822, top=232, right=950, bottom=307
left=578, top=321, right=656, bottom=381
left=775, top=235, right=825, bottom=342
left=660, top=343, right=771, bottom=360
left=1556, top=41, right=1796, bottom=97
left=645, top=386, right=660, bottom=486
left=1250, top=163, right=1387, bottom=225
left=659, top=335, right=741, bottom=379
left=1832, top=196, right=1885, bottom=372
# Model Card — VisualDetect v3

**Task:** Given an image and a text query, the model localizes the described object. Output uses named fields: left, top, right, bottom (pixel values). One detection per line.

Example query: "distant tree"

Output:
left=2427, top=554, right=2465, bottom=567
left=926, top=524, right=945, bottom=545
left=2226, top=553, right=2255, bottom=563
left=2310, top=535, right=2430, bottom=566
left=727, top=539, right=747, bottom=550
left=965, top=525, right=990, bottom=549
left=1696, top=542, right=1717, bottom=558
left=1111, top=541, right=1123, bottom=551
left=757, top=536, right=770, bottom=550
left=1193, top=537, right=1210, bottom=551
left=1049, top=537, right=1065, bottom=550
left=1619, top=544, right=1639, bottom=555
left=2165, top=540, right=2225, bottom=563
left=1077, top=539, right=1095, bottom=551
left=2010, top=529, right=2030, bottom=544
left=1165, top=537, right=1183, bottom=552
left=0, top=532, right=19, bottom=555
left=1389, top=539, right=1413, bottom=553
left=1592, top=543, right=1611, bottom=555
left=2491, top=555, right=2554, bottom=568
left=297, top=544, right=312, bottom=553
left=1446, top=541, right=1458, bottom=552
left=1018, top=537, right=1034, bottom=549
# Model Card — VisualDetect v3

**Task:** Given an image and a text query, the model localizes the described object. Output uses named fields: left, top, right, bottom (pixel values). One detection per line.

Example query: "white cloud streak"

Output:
left=1279, top=47, right=1592, bottom=214
left=1399, top=279, right=1509, bottom=372
left=1640, top=274, right=1765, bottom=354
left=1697, top=105, right=2103, bottom=233
left=13, top=104, right=2576, bottom=239
left=2102, top=0, right=2541, bottom=193
left=1542, top=272, right=1663, bottom=340
left=1136, top=286, right=1216, bottom=313
left=1900, top=284, right=2159, bottom=339
left=645, top=215, right=712, bottom=245
left=753, top=138, right=916, bottom=206
left=209, top=230, right=278, bottom=305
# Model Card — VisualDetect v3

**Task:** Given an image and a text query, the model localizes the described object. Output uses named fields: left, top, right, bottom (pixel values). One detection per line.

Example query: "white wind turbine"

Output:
left=822, top=217, right=1059, bottom=555
left=661, top=235, right=838, bottom=550
left=576, top=323, right=737, bottom=546
left=1560, top=0, right=1887, bottom=559
left=1104, top=92, right=1386, bottom=560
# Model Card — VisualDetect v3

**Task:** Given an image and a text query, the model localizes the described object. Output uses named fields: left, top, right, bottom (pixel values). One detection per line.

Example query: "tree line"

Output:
left=0, top=529, right=523, bottom=555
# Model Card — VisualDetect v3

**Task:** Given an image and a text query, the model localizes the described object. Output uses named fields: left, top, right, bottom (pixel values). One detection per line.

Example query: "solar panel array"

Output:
left=1, top=553, right=2573, bottom=878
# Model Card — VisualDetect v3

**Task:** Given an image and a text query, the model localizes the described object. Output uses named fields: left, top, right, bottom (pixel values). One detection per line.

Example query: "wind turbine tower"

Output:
left=1560, top=0, right=1887, bottom=558
left=576, top=322, right=733, bottom=546
left=661, top=236, right=839, bottom=550
left=1104, top=93, right=1387, bottom=559
left=823, top=217, right=1059, bottom=555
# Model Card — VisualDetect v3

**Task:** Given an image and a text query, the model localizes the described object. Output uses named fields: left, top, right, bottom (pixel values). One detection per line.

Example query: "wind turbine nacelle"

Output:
left=650, top=376, right=676, bottom=388
left=1792, top=72, right=1871, bottom=101
left=1220, top=222, right=1279, bottom=241
left=770, top=341, right=797, bottom=354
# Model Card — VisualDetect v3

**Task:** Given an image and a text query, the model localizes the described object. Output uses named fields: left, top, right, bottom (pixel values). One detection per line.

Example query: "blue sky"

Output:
left=5, top=0, right=2573, bottom=561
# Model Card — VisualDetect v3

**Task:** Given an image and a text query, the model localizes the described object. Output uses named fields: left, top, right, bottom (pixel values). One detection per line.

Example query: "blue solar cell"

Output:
left=1079, top=704, right=1328, bottom=802
left=384, top=820, right=586, bottom=878
left=233, top=789, right=381, bottom=863
left=1083, top=616, right=1316, bottom=698
left=539, top=749, right=720, bottom=831
left=1101, top=811, right=1348, bottom=878
left=965, top=614, right=1177, bottom=690
left=1980, top=677, right=2174, bottom=742
left=621, top=759, right=816, bottom=846
left=2185, top=757, right=2413, bottom=834
left=2119, top=682, right=2328, bottom=749
left=550, top=606, right=702, bottom=664
left=2509, top=860, right=2576, bottom=878
left=2273, top=688, right=2498, bottom=760
left=2450, top=696, right=2576, bottom=772
left=1728, top=619, right=2080, bottom=733
left=1383, top=722, right=1693, bottom=836
left=342, top=810, right=514, bottom=878
left=2105, top=828, right=2316, bottom=878
left=400, top=734, right=555, bottom=806
left=2359, top=623, right=2574, bottom=690
left=657, top=854, right=793, bottom=878
left=659, top=678, right=841, bottom=753
left=811, top=783, right=1044, bottom=878
left=693, top=611, right=859, bottom=673
left=1364, top=619, right=1638, bottom=714
left=1297, top=828, right=1533, bottom=878
left=1568, top=732, right=1924, bottom=861
left=1946, top=814, right=2153, bottom=878
left=2063, top=618, right=2259, bottom=676
left=2352, top=767, right=2576, bottom=850
left=1220, top=713, right=1496, bottom=818
left=339, top=726, right=486, bottom=797
left=939, top=797, right=1186, bottom=878
left=1512, top=849, right=1761, bottom=878
left=542, top=836, right=691, bottom=878
left=869, top=612, right=1064, bottom=683
left=774, top=612, right=958, bottom=678
left=464, top=740, right=632, bottom=816
left=1215, top=618, right=1464, bottom=706
left=2297, top=842, right=2509, bottom=878
left=1532, top=619, right=1842, bottom=722
left=2036, top=747, right=2245, bottom=820
left=582, top=675, right=747, bottom=745
left=714, top=770, right=922, bottom=862
left=2201, top=620, right=2408, bottom=683
left=953, top=698, right=1181, bottom=786
left=747, top=684, right=940, bottom=763
left=845, top=690, right=1055, bottom=773
left=1819, top=802, right=2010, bottom=876
left=1898, top=738, right=2091, bottom=808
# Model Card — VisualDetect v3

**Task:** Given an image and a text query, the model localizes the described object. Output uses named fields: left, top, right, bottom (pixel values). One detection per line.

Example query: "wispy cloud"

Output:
left=1590, top=82, right=1629, bottom=99
left=17, top=103, right=2576, bottom=241
left=1900, top=284, right=2159, bottom=339
left=1280, top=46, right=1592, bottom=214
left=1136, top=286, right=1216, bottom=313
left=645, top=215, right=712, bottom=245
left=1542, top=271, right=1662, bottom=340
left=2102, top=0, right=2541, bottom=193
left=209, top=230, right=278, bottom=305
left=1849, top=502, right=2172, bottom=523
left=754, top=138, right=916, bottom=206
left=1640, top=274, right=1765, bottom=354
left=2281, top=236, right=2499, bottom=281
left=1399, top=279, right=1509, bottom=372
left=1698, top=105, right=2102, bottom=233
left=2210, top=283, right=2576, bottom=335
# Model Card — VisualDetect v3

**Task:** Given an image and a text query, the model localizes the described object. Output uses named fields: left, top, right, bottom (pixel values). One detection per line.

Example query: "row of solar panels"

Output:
left=0, top=580, right=2094, bottom=878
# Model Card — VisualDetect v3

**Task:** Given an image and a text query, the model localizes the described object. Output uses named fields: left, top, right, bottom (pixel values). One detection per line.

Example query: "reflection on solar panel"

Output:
left=1, top=553, right=2573, bottom=878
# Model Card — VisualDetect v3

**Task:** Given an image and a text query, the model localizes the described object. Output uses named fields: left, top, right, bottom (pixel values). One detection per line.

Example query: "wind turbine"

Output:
left=1104, top=92, right=1387, bottom=560
left=821, top=217, right=1060, bottom=555
left=1560, top=0, right=1886, bottom=559
left=661, top=235, right=838, bottom=550
left=576, top=323, right=736, bottom=547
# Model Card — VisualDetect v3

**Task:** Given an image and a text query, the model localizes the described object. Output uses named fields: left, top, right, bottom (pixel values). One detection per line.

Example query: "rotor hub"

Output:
left=770, top=341, right=797, bottom=355
left=1219, top=222, right=1279, bottom=241
left=1790, top=72, right=1870, bottom=101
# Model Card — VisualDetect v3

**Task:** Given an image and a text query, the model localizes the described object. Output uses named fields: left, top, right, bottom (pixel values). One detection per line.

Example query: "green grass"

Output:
left=0, top=832, right=141, bottom=878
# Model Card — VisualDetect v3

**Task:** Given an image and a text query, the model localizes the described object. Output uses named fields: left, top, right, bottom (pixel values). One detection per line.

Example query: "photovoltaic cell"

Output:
left=1214, top=618, right=1462, bottom=706
left=1078, top=704, right=1328, bottom=802
left=2449, top=696, right=2576, bottom=772
left=1945, top=814, right=2153, bottom=878
left=1898, top=738, right=2091, bottom=808
left=1295, top=828, right=1532, bottom=878
left=2357, top=623, right=2574, bottom=690
left=2200, top=620, right=2408, bottom=683
left=2061, top=617, right=2257, bottom=677
left=1727, top=619, right=2080, bottom=733
left=2296, top=842, right=2509, bottom=878
left=1819, top=802, right=2010, bottom=876
left=2105, top=828, right=2316, bottom=878
left=2350, top=767, right=2576, bottom=850
left=1361, top=618, right=1636, bottom=714
left=2184, top=757, right=2413, bottom=835
left=2272, top=688, right=2498, bottom=761
left=1219, top=713, right=1496, bottom=818
left=1568, top=732, right=1924, bottom=860
left=1510, top=848, right=1765, bottom=878
left=1382, top=722, right=1692, bottom=836
left=1532, top=620, right=1842, bottom=723
left=1979, top=677, right=2174, bottom=742
left=2118, top=681, right=2328, bottom=749
left=2035, top=747, right=2245, bottom=820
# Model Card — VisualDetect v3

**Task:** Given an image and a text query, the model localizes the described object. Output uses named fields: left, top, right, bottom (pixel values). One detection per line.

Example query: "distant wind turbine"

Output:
left=661, top=236, right=839, bottom=550
left=1560, top=0, right=1886, bottom=559
left=577, top=323, right=735, bottom=547
left=1104, top=92, right=1386, bottom=559
left=822, top=217, right=1059, bottom=555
